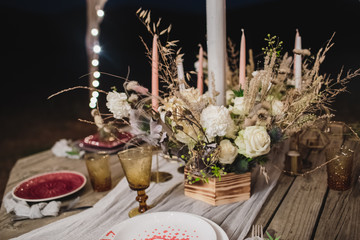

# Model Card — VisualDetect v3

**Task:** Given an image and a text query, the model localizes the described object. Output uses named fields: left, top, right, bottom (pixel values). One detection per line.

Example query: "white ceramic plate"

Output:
left=99, top=211, right=218, bottom=240
left=191, top=214, right=229, bottom=240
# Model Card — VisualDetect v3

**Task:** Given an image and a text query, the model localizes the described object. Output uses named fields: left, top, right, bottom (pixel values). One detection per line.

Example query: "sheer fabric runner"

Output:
left=11, top=146, right=286, bottom=240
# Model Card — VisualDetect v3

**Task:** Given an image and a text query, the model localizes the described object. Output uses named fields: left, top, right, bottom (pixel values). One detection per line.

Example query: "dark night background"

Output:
left=0, top=0, right=359, bottom=203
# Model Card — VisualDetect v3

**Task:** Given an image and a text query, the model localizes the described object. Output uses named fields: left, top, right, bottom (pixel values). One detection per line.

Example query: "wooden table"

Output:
left=0, top=150, right=125, bottom=240
left=0, top=146, right=359, bottom=240
left=251, top=142, right=360, bottom=239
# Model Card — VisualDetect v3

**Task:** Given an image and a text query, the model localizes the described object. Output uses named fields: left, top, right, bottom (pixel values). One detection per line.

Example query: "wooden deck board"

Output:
left=248, top=173, right=295, bottom=237
left=314, top=142, right=360, bottom=239
left=264, top=151, right=328, bottom=240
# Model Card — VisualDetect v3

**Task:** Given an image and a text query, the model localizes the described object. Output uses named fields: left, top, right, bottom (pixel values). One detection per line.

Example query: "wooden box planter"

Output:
left=184, top=172, right=251, bottom=206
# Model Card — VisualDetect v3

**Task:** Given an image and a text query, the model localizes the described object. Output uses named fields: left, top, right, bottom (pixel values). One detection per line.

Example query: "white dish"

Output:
left=191, top=214, right=229, bottom=240
left=99, top=211, right=218, bottom=240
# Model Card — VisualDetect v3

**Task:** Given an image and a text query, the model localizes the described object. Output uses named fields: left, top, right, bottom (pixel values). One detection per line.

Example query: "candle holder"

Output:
left=284, top=150, right=301, bottom=175
left=150, top=148, right=173, bottom=183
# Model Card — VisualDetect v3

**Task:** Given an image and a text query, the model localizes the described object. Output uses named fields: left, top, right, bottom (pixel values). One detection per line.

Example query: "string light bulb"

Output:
left=92, top=80, right=100, bottom=87
left=91, top=59, right=99, bottom=66
left=93, top=45, right=101, bottom=53
left=87, top=1, right=107, bottom=108
left=92, top=91, right=99, bottom=98
left=89, top=102, right=97, bottom=108
left=97, top=10, right=104, bottom=17
left=90, top=96, right=98, bottom=103
left=91, top=28, right=99, bottom=36
left=93, top=71, right=100, bottom=78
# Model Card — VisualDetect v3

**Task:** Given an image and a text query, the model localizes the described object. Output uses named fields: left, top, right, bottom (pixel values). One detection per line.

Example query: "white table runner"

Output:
left=11, top=146, right=285, bottom=240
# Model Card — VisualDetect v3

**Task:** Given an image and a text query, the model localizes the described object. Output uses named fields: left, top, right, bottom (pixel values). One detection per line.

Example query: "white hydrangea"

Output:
left=106, top=91, right=131, bottom=119
left=200, top=105, right=236, bottom=141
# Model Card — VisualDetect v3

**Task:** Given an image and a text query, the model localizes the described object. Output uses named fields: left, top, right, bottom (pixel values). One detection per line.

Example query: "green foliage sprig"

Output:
left=266, top=231, right=281, bottom=240
left=262, top=34, right=283, bottom=57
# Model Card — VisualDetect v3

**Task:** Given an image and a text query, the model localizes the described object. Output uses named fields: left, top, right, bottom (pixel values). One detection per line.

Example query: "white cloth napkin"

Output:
left=3, top=192, right=61, bottom=219
left=51, top=139, right=84, bottom=159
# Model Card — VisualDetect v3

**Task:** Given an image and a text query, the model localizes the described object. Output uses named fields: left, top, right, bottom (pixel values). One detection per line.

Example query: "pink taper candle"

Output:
left=197, top=44, right=204, bottom=94
left=151, top=34, right=159, bottom=111
left=239, top=29, right=246, bottom=89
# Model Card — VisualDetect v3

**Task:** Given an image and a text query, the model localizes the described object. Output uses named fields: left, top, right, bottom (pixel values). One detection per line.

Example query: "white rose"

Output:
left=106, top=91, right=131, bottom=119
left=226, top=90, right=235, bottom=105
left=200, top=105, right=236, bottom=141
left=218, top=139, right=238, bottom=164
left=157, top=96, right=186, bottom=123
left=174, top=121, right=199, bottom=146
left=128, top=93, right=139, bottom=103
left=158, top=106, right=167, bottom=123
left=234, top=126, right=271, bottom=158
left=229, top=97, right=246, bottom=115
left=271, top=100, right=284, bottom=116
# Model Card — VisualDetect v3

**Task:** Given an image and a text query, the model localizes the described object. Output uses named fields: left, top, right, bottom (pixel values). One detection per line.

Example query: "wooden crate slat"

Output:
left=184, top=172, right=251, bottom=206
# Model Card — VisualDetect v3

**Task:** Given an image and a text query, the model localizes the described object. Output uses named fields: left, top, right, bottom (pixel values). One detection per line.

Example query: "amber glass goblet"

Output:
left=118, top=145, right=153, bottom=217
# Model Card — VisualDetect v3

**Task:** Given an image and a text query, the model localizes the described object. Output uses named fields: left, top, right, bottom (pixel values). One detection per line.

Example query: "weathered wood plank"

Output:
left=265, top=151, right=328, bottom=240
left=314, top=141, right=360, bottom=239
left=0, top=150, right=124, bottom=240
left=247, top=173, right=295, bottom=238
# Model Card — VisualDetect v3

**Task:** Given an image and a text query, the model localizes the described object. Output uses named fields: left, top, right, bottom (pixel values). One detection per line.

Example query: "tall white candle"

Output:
left=197, top=44, right=204, bottom=94
left=177, top=56, right=185, bottom=91
left=294, top=29, right=302, bottom=89
left=206, top=0, right=226, bottom=106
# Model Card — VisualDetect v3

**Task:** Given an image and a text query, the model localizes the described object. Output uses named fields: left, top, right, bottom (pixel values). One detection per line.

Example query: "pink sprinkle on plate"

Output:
left=12, top=171, right=87, bottom=202
left=98, top=212, right=219, bottom=240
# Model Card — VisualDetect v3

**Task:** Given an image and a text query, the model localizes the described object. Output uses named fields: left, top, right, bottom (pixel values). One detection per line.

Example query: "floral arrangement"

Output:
left=49, top=9, right=359, bottom=183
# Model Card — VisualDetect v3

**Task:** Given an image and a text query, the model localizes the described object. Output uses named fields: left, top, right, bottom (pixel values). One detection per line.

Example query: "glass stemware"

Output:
left=118, top=145, right=153, bottom=217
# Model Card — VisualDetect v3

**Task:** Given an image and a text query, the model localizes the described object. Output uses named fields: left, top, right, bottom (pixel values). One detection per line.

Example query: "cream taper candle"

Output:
left=177, top=56, right=185, bottom=91
left=294, top=29, right=302, bottom=89
left=197, top=44, right=204, bottom=94
left=206, top=0, right=226, bottom=106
